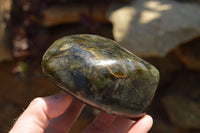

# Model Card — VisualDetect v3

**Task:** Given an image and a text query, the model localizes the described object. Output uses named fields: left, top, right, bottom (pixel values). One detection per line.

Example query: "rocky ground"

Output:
left=1, top=0, right=200, bottom=133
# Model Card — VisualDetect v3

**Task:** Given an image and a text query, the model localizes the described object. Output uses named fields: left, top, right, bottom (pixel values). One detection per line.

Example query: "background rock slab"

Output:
left=107, top=0, right=200, bottom=57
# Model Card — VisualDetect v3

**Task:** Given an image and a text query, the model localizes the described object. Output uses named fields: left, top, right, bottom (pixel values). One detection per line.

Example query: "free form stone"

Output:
left=42, top=34, right=159, bottom=119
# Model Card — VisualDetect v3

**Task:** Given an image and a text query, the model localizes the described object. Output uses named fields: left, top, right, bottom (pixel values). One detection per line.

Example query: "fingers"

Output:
left=45, top=98, right=85, bottom=133
left=10, top=91, right=73, bottom=133
left=82, top=111, right=116, bottom=133
left=127, top=115, right=153, bottom=133
left=9, top=90, right=153, bottom=133
left=105, top=116, right=135, bottom=133
left=82, top=112, right=153, bottom=133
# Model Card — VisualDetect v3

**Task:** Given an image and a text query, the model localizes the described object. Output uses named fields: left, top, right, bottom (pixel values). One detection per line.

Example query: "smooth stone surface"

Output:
left=42, top=34, right=159, bottom=119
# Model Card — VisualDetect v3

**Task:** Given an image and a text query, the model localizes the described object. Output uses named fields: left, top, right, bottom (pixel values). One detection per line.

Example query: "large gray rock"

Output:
left=107, top=0, right=200, bottom=57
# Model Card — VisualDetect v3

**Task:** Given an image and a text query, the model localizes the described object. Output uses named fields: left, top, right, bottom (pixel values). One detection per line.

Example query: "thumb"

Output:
left=9, top=91, right=73, bottom=133
left=127, top=115, right=153, bottom=133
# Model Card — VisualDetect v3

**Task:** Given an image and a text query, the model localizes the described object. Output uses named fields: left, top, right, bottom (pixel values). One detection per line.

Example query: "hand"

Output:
left=9, top=91, right=153, bottom=133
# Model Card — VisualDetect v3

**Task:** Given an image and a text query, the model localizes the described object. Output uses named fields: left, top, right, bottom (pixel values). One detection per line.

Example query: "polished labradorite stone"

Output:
left=42, top=34, right=159, bottom=119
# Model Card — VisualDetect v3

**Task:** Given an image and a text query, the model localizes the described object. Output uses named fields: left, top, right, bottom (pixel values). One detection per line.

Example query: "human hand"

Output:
left=9, top=91, right=153, bottom=133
